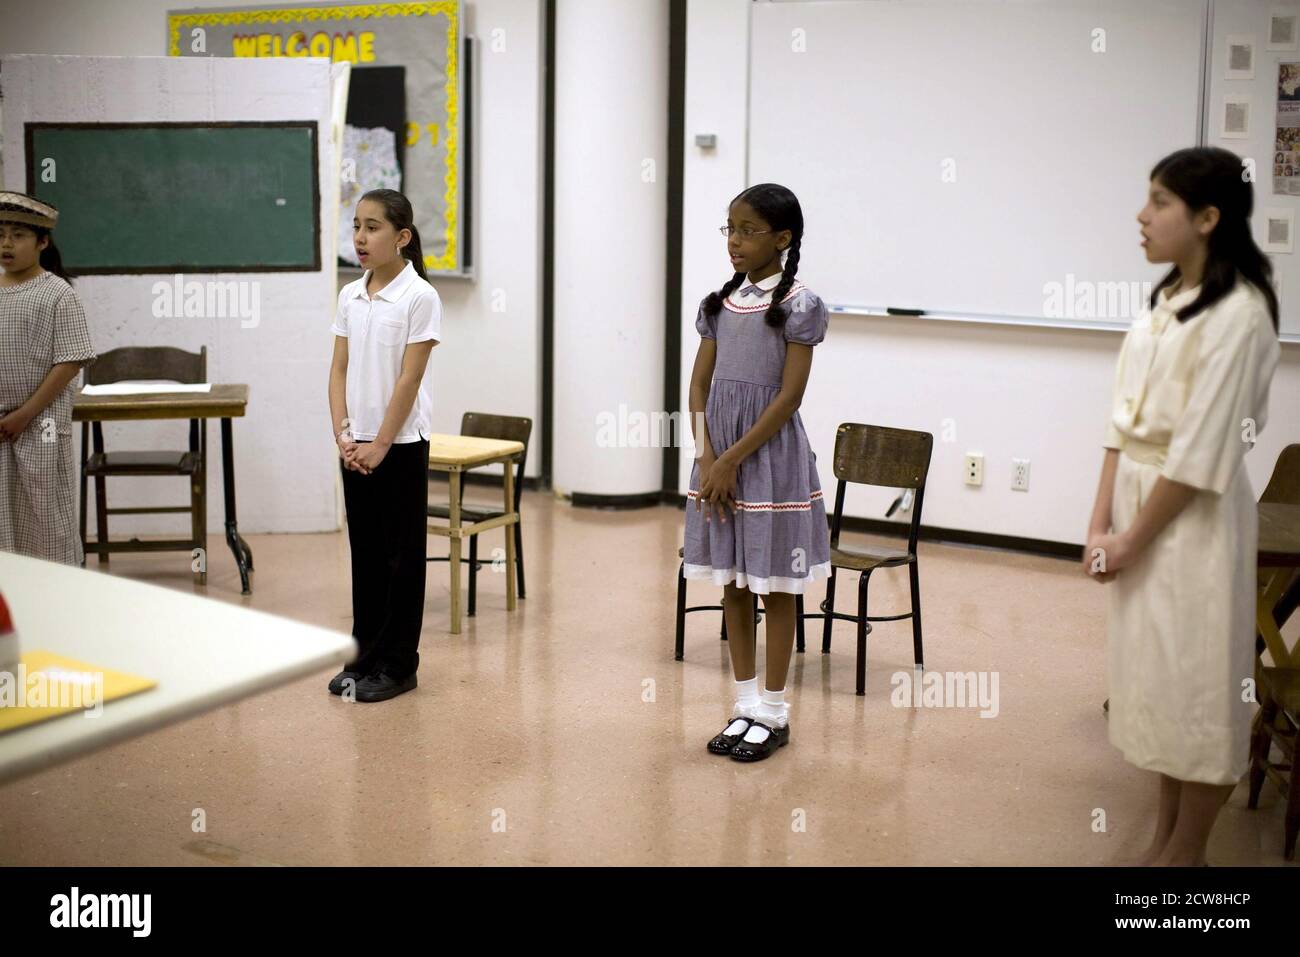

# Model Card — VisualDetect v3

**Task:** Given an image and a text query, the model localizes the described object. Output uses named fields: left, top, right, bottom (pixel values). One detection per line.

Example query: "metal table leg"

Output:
left=221, top=417, right=253, bottom=595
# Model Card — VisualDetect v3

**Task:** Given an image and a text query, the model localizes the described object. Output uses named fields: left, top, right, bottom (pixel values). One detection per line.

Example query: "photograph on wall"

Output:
left=1277, top=62, right=1300, bottom=193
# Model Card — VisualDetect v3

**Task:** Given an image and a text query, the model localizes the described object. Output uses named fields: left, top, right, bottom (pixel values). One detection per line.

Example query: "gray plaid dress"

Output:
left=0, top=271, right=96, bottom=565
left=683, top=280, right=831, bottom=594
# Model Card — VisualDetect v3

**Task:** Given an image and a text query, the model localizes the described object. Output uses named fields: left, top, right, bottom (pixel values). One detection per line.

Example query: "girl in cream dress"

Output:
left=1087, top=148, right=1280, bottom=866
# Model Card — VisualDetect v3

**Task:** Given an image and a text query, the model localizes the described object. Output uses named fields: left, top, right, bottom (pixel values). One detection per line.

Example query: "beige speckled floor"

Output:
left=0, top=486, right=1294, bottom=866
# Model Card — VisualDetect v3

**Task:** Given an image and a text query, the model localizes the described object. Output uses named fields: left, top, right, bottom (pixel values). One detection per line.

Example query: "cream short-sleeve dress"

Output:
left=1103, top=279, right=1279, bottom=785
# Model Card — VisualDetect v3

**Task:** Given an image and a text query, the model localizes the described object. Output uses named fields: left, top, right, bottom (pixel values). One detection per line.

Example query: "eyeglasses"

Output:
left=718, top=225, right=771, bottom=239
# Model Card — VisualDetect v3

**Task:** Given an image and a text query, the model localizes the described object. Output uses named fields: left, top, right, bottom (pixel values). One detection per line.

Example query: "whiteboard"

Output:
left=747, top=0, right=1208, bottom=327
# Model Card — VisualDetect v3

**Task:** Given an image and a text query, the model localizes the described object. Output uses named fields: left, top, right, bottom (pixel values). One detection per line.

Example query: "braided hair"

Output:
left=702, top=183, right=805, bottom=329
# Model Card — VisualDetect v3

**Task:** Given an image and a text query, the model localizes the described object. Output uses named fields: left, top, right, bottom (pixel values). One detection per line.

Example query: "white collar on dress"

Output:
left=1150, top=282, right=1201, bottom=330
left=724, top=274, right=807, bottom=313
left=1154, top=282, right=1201, bottom=312
left=740, top=271, right=783, bottom=294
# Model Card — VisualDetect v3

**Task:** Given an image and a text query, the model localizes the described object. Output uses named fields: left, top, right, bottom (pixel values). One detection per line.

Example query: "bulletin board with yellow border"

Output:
left=167, top=1, right=467, bottom=275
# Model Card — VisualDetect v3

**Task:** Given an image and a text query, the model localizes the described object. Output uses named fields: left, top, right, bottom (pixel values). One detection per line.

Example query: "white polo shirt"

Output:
left=331, top=260, right=441, bottom=443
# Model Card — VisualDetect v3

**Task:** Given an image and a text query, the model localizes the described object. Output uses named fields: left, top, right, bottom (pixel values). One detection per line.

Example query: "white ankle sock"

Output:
left=733, top=677, right=760, bottom=719
left=755, top=687, right=788, bottom=728
left=724, top=717, right=751, bottom=737
left=743, top=689, right=789, bottom=744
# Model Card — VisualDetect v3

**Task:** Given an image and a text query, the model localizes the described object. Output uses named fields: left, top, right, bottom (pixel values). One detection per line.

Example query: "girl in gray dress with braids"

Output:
left=684, top=183, right=831, bottom=762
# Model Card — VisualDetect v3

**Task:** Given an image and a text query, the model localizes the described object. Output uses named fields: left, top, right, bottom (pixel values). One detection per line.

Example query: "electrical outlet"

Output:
left=1012, top=458, right=1030, bottom=492
left=964, top=453, right=984, bottom=487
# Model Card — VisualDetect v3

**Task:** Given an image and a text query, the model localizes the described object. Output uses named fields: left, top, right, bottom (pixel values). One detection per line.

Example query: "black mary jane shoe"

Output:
left=707, top=716, right=754, bottom=754
left=729, top=721, right=790, bottom=762
left=328, top=670, right=363, bottom=696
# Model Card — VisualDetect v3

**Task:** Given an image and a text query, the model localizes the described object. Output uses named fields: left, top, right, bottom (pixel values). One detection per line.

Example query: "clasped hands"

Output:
left=1082, top=529, right=1137, bottom=584
left=695, top=452, right=739, bottom=524
left=337, top=431, right=390, bottom=475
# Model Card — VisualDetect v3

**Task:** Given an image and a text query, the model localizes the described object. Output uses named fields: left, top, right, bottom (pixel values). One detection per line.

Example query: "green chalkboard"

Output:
left=25, top=122, right=320, bottom=274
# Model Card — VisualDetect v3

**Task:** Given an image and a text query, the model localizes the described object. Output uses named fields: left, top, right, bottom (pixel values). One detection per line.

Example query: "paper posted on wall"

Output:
left=338, top=125, right=403, bottom=267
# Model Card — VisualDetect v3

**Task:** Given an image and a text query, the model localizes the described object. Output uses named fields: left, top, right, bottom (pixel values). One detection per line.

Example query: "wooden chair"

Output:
left=426, top=412, right=531, bottom=616
left=79, top=346, right=208, bottom=584
left=818, top=423, right=933, bottom=695
left=1247, top=662, right=1300, bottom=860
left=674, top=548, right=792, bottom=661
left=1260, top=444, right=1300, bottom=633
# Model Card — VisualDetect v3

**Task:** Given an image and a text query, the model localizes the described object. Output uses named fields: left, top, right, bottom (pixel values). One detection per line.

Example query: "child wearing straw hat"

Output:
left=0, top=191, right=95, bottom=565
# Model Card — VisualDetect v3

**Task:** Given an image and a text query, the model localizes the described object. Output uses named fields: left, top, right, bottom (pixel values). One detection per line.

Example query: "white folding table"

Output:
left=0, top=552, right=355, bottom=783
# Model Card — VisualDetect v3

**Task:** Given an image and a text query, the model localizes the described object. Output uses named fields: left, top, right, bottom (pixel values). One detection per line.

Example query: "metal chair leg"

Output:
left=468, top=533, right=478, bottom=617
left=822, top=566, right=837, bottom=653
left=675, top=561, right=687, bottom=661
left=92, top=423, right=108, bottom=565
left=514, top=520, right=526, bottom=599
left=78, top=422, right=89, bottom=566
left=909, top=559, right=923, bottom=669
left=856, top=569, right=873, bottom=696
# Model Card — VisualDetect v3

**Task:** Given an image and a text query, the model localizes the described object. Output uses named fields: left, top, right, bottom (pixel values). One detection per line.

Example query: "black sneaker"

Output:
left=328, top=670, right=363, bottom=696
left=354, top=671, right=418, bottom=703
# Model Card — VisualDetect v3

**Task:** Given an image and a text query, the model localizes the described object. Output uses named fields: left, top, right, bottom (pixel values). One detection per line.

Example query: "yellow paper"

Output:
left=0, top=651, right=156, bottom=734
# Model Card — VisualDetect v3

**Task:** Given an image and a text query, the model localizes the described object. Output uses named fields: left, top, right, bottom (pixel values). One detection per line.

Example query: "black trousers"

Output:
left=340, top=439, right=429, bottom=679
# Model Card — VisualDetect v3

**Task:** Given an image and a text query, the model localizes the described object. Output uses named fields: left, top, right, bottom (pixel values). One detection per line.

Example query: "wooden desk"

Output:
left=73, top=385, right=254, bottom=594
left=426, top=434, right=524, bottom=634
left=1257, top=502, right=1300, bottom=667
left=0, top=551, right=354, bottom=783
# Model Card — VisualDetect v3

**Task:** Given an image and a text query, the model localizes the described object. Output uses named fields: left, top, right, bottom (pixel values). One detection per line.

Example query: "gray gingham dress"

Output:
left=0, top=272, right=96, bottom=565
left=683, top=279, right=831, bottom=594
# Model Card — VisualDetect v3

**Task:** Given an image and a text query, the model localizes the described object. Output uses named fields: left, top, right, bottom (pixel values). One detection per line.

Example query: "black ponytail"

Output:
left=402, top=223, right=428, bottom=283
left=1148, top=147, right=1279, bottom=331
left=703, top=183, right=805, bottom=329
left=360, top=188, right=429, bottom=282
left=36, top=230, right=71, bottom=283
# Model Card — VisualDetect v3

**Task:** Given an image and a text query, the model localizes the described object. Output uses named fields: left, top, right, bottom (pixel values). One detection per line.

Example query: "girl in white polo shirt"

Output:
left=327, top=189, right=441, bottom=703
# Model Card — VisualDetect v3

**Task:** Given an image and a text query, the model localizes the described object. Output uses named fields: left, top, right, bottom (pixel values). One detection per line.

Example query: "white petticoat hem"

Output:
left=682, top=561, right=831, bottom=596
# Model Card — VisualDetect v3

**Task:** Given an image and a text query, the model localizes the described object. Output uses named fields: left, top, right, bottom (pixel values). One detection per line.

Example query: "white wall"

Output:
left=2, top=52, right=339, bottom=536
left=552, top=0, right=668, bottom=497
left=680, top=0, right=1300, bottom=545
left=0, top=0, right=545, bottom=540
